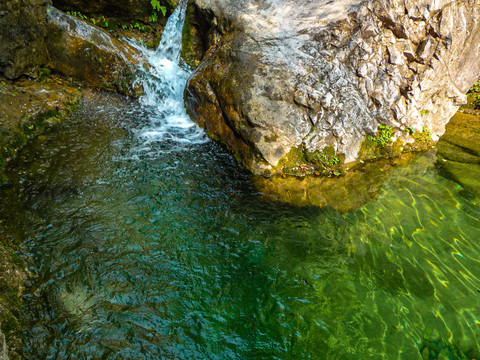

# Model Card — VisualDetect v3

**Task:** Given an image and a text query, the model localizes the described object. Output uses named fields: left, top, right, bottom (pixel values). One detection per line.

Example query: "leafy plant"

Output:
left=149, top=0, right=167, bottom=22
left=134, top=22, right=145, bottom=31
left=406, top=125, right=415, bottom=134
left=67, top=11, right=110, bottom=29
left=367, top=124, right=394, bottom=147
left=411, top=126, right=432, bottom=146
left=467, top=80, right=480, bottom=109
left=69, top=11, right=87, bottom=20
left=305, top=147, right=340, bottom=169
left=151, top=0, right=167, bottom=15
left=279, top=145, right=344, bottom=177
left=359, top=124, right=397, bottom=159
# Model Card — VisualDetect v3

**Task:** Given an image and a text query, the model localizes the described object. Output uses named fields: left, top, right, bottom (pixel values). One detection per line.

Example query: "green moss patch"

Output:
left=276, top=144, right=344, bottom=177
left=180, top=3, right=202, bottom=68
left=359, top=125, right=433, bottom=162
left=406, top=126, right=433, bottom=150
left=359, top=124, right=399, bottom=159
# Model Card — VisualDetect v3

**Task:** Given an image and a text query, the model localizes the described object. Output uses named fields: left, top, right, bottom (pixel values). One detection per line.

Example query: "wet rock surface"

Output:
left=186, top=0, right=480, bottom=174
left=0, top=332, right=8, bottom=360
left=52, top=0, right=151, bottom=19
left=51, top=0, right=177, bottom=19
left=0, top=0, right=51, bottom=79
left=46, top=6, right=147, bottom=96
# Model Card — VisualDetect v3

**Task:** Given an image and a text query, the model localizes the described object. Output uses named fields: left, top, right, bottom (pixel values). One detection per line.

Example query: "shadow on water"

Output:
left=0, top=91, right=479, bottom=359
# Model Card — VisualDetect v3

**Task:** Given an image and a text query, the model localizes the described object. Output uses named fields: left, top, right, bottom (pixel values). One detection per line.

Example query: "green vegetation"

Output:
left=359, top=124, right=434, bottom=161
left=359, top=124, right=400, bottom=159
left=149, top=0, right=167, bottom=23
left=274, top=123, right=433, bottom=178
left=181, top=3, right=202, bottom=68
left=409, top=126, right=432, bottom=144
left=37, top=67, right=51, bottom=80
left=67, top=11, right=112, bottom=29
left=466, top=80, right=480, bottom=109
left=66, top=1, right=168, bottom=33
left=367, top=124, right=394, bottom=147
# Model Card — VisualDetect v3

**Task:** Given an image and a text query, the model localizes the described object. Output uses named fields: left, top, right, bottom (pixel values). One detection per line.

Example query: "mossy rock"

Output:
left=275, top=144, right=344, bottom=177
left=436, top=141, right=480, bottom=164
left=0, top=77, right=82, bottom=183
left=180, top=1, right=205, bottom=68
left=438, top=160, right=480, bottom=196
left=438, top=112, right=480, bottom=157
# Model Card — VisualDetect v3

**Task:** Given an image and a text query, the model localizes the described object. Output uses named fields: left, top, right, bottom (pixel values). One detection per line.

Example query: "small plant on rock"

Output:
left=467, top=80, right=480, bottom=109
left=359, top=124, right=397, bottom=159
left=149, top=0, right=167, bottom=22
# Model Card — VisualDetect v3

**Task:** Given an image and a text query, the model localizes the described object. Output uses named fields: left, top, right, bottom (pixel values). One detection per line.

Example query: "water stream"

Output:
left=0, top=2, right=479, bottom=359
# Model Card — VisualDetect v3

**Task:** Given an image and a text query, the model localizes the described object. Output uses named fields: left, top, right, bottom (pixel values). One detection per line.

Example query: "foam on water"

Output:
left=130, top=0, right=207, bottom=147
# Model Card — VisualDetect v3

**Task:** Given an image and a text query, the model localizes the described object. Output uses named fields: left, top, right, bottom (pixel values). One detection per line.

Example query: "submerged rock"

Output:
left=46, top=6, right=147, bottom=96
left=437, top=112, right=480, bottom=196
left=0, top=0, right=50, bottom=79
left=254, top=153, right=417, bottom=212
left=186, top=0, right=480, bottom=174
left=0, top=76, right=82, bottom=182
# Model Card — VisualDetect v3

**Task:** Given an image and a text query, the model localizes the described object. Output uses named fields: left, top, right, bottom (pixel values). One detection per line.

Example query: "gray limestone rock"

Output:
left=186, top=0, right=480, bottom=174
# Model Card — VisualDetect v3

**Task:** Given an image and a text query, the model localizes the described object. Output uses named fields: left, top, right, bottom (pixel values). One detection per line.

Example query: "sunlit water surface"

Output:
left=0, top=92, right=478, bottom=359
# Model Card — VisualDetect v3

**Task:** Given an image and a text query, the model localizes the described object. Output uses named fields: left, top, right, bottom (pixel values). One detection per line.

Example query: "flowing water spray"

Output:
left=131, top=0, right=207, bottom=146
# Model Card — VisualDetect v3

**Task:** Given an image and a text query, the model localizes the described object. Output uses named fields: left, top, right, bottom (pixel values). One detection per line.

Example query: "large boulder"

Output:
left=186, top=0, right=480, bottom=174
left=0, top=0, right=50, bottom=79
left=46, top=6, right=147, bottom=96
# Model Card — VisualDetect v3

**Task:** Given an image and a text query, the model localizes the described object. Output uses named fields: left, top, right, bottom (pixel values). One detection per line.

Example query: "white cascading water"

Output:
left=131, top=0, right=207, bottom=146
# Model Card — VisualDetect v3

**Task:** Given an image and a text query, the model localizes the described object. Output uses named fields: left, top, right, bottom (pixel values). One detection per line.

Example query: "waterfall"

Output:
left=130, top=0, right=207, bottom=146
left=155, top=0, right=188, bottom=63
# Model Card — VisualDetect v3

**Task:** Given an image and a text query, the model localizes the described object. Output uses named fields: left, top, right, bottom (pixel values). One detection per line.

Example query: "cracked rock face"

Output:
left=186, top=0, right=480, bottom=174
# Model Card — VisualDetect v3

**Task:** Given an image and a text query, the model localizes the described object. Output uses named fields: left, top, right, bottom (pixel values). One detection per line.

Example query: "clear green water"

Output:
left=1, top=93, right=480, bottom=359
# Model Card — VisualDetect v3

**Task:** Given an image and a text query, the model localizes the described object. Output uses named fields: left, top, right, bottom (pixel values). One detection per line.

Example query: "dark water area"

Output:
left=1, top=92, right=480, bottom=359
